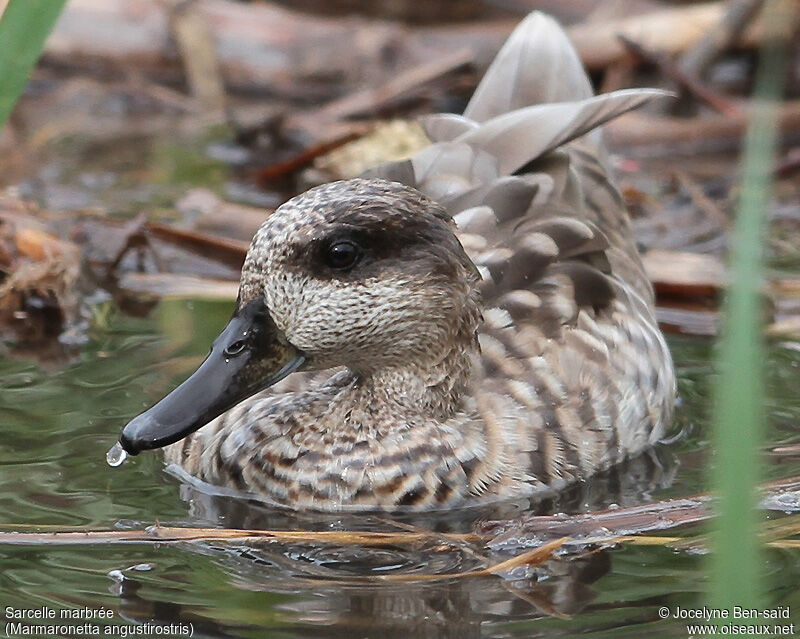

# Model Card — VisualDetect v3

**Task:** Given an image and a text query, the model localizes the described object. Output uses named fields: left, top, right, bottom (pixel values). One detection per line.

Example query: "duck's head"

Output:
left=118, top=178, right=481, bottom=455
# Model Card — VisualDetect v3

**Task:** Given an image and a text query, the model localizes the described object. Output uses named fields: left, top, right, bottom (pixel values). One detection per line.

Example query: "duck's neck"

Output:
left=353, top=334, right=478, bottom=420
left=332, top=285, right=483, bottom=426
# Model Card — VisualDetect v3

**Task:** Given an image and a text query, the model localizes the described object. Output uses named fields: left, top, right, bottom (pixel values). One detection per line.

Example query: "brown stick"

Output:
left=617, top=34, right=742, bottom=117
left=672, top=170, right=732, bottom=230
left=254, top=130, right=365, bottom=185
left=145, top=221, right=249, bottom=270
left=480, top=474, right=800, bottom=545
left=0, top=525, right=479, bottom=547
left=644, top=248, right=726, bottom=298
left=169, top=0, right=226, bottom=113
left=656, top=305, right=720, bottom=337
left=775, top=148, right=800, bottom=178
left=606, top=100, right=800, bottom=150
left=481, top=496, right=713, bottom=546
left=679, top=0, right=765, bottom=78
left=309, top=48, right=474, bottom=123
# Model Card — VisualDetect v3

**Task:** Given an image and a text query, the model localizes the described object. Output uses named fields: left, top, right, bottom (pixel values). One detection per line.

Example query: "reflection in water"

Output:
left=111, top=569, right=245, bottom=638
left=110, top=537, right=612, bottom=638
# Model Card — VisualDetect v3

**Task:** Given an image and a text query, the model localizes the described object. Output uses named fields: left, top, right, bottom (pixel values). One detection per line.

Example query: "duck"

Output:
left=114, top=12, right=676, bottom=512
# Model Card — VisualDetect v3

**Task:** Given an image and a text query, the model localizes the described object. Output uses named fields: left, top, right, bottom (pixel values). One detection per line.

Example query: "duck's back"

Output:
left=367, top=13, right=676, bottom=493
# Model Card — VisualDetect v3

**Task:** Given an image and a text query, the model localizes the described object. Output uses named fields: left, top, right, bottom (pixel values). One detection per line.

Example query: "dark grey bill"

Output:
left=118, top=298, right=304, bottom=455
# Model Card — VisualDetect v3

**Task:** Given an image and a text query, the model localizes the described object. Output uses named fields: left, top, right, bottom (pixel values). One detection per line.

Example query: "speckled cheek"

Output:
left=262, top=268, right=313, bottom=337
left=266, top=269, right=430, bottom=362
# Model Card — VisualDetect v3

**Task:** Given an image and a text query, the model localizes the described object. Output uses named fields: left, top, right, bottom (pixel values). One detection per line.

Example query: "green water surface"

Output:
left=1, top=299, right=799, bottom=638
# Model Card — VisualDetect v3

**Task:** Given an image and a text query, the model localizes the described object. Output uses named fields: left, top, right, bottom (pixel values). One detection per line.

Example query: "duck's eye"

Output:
left=324, top=241, right=361, bottom=271
left=224, top=339, right=248, bottom=357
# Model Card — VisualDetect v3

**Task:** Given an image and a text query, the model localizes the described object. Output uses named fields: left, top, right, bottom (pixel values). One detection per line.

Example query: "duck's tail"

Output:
left=365, top=12, right=669, bottom=208
left=362, top=10, right=671, bottom=307
left=463, top=12, right=593, bottom=122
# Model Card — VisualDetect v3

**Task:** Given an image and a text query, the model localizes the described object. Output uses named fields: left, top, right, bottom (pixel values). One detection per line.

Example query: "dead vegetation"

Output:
left=0, top=195, right=82, bottom=342
left=2, top=0, right=799, bottom=346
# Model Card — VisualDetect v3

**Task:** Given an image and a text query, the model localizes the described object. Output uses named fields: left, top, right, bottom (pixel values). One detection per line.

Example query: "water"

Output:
left=1, top=298, right=800, bottom=637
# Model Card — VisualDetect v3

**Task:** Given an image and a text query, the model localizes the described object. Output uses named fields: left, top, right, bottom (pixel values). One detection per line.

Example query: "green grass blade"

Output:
left=0, top=0, right=67, bottom=130
left=709, top=0, right=793, bottom=625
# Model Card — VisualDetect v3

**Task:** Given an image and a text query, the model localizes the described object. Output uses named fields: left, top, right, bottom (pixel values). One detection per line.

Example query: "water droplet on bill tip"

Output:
left=106, top=442, right=128, bottom=467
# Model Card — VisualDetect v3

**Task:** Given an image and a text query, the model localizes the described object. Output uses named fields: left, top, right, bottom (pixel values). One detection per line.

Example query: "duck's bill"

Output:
left=117, top=299, right=304, bottom=456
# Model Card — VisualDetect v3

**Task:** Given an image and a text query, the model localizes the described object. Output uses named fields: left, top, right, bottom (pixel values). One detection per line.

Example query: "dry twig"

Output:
left=309, top=48, right=473, bottom=123
left=145, top=221, right=249, bottom=270
left=617, top=34, right=742, bottom=117
left=481, top=475, right=800, bottom=545
left=679, top=0, right=765, bottom=78
left=0, top=525, right=480, bottom=547
left=606, top=100, right=800, bottom=150
left=169, top=0, right=226, bottom=113
left=673, top=170, right=732, bottom=230
left=254, top=130, right=367, bottom=185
